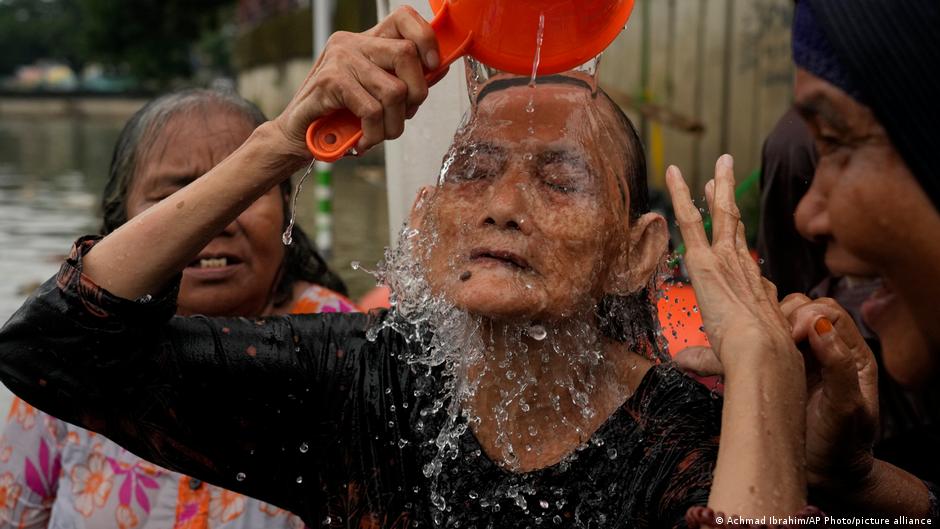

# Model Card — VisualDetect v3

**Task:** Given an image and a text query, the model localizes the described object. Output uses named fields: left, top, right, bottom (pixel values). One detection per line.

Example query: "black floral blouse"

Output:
left=0, top=237, right=723, bottom=528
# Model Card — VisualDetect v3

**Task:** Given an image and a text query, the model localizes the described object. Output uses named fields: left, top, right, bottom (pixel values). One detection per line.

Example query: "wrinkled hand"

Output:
left=272, top=6, right=441, bottom=161
left=781, top=294, right=879, bottom=492
left=666, top=156, right=801, bottom=377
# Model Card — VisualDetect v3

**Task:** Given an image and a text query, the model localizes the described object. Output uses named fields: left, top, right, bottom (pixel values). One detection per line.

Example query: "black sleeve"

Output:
left=0, top=237, right=403, bottom=522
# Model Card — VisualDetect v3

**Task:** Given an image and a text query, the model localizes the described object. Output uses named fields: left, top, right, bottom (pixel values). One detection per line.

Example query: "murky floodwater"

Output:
left=0, top=112, right=389, bottom=411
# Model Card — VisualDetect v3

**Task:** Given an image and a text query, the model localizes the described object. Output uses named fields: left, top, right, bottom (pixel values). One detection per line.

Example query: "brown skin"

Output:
left=81, top=6, right=807, bottom=517
left=410, top=83, right=667, bottom=472
left=420, top=84, right=662, bottom=322
left=125, top=106, right=305, bottom=317
left=666, top=159, right=808, bottom=516
left=793, top=69, right=940, bottom=386
left=786, top=68, right=939, bottom=516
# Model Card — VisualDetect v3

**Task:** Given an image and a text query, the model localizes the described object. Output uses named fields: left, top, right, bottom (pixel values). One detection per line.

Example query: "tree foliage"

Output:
left=0, top=0, right=84, bottom=76
left=0, top=0, right=233, bottom=87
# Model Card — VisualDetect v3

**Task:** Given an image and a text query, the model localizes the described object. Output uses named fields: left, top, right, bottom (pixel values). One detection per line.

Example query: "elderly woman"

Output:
left=0, top=8, right=812, bottom=529
left=782, top=0, right=940, bottom=519
left=677, top=0, right=940, bottom=524
left=0, top=89, right=355, bottom=529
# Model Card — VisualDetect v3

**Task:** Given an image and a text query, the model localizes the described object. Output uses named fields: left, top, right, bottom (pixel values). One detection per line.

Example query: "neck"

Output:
left=462, top=316, right=652, bottom=472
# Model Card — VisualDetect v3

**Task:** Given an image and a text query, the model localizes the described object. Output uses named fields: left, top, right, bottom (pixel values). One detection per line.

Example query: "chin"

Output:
left=447, top=278, right=547, bottom=321
left=878, top=321, right=936, bottom=389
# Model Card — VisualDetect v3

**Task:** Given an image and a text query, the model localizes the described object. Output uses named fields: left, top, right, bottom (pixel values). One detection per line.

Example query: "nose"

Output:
left=794, top=173, right=831, bottom=243
left=482, top=166, right=531, bottom=233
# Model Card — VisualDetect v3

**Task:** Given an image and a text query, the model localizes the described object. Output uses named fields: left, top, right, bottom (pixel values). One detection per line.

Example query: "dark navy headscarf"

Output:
left=792, top=0, right=940, bottom=209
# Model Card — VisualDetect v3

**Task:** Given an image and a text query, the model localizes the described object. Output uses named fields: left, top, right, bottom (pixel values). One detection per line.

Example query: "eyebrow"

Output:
left=794, top=95, right=852, bottom=135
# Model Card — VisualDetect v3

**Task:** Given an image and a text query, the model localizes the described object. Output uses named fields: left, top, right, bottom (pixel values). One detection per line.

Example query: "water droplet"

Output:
left=235, top=472, right=246, bottom=482
left=322, top=515, right=332, bottom=525
left=553, top=515, right=563, bottom=524
left=540, top=500, right=550, bottom=509
left=527, top=324, right=547, bottom=341
left=351, top=261, right=361, bottom=270
left=136, top=294, right=152, bottom=304
left=299, top=442, right=309, bottom=453
left=607, top=448, right=618, bottom=460
left=296, top=475, right=303, bottom=484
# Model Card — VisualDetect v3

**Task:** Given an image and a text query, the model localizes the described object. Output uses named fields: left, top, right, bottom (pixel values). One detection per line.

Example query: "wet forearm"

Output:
left=83, top=122, right=301, bottom=300
left=708, top=357, right=807, bottom=517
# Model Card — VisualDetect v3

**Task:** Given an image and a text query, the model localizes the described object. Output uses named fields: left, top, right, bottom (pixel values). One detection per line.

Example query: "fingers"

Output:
left=358, top=36, right=429, bottom=109
left=787, top=298, right=865, bottom=350
left=807, top=318, right=867, bottom=412
left=711, top=155, right=740, bottom=246
left=673, top=346, right=724, bottom=377
left=369, top=5, right=441, bottom=71
left=666, top=165, right=709, bottom=251
left=780, top=293, right=812, bottom=319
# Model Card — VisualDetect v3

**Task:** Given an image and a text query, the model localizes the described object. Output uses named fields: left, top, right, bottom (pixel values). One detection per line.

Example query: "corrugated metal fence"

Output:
left=600, top=0, right=795, bottom=195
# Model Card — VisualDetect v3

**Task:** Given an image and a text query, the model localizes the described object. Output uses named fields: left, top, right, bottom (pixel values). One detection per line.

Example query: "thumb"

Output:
left=673, top=346, right=723, bottom=376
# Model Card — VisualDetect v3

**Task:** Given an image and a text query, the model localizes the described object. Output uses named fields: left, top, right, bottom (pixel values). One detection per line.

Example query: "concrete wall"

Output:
left=237, top=60, right=313, bottom=119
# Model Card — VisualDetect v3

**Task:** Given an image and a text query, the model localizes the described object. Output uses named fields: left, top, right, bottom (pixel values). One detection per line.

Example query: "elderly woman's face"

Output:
left=793, top=69, right=940, bottom=386
left=125, top=107, right=287, bottom=317
left=415, top=84, right=647, bottom=322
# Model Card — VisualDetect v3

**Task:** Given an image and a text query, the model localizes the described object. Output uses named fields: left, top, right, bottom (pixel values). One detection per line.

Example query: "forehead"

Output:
left=793, top=69, right=876, bottom=133
left=467, top=83, right=616, bottom=149
left=135, top=106, right=255, bottom=185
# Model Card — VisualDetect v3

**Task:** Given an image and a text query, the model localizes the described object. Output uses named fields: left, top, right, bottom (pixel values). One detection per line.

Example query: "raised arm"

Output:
left=83, top=6, right=441, bottom=301
left=666, top=156, right=808, bottom=518
left=0, top=238, right=407, bottom=524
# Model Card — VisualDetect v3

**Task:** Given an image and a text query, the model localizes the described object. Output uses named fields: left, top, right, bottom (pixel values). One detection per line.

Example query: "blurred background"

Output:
left=0, top=0, right=795, bottom=409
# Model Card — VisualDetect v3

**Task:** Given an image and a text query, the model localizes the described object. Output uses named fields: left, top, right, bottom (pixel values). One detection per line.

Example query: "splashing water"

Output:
left=362, top=215, right=644, bottom=526
left=282, top=160, right=316, bottom=246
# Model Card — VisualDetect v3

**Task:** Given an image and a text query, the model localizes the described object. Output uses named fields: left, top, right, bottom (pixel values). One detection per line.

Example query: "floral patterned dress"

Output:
left=0, top=283, right=357, bottom=529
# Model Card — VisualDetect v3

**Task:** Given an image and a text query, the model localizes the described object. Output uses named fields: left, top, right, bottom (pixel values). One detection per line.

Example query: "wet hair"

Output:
left=100, top=88, right=348, bottom=305
left=475, top=78, right=662, bottom=357
left=593, top=91, right=663, bottom=359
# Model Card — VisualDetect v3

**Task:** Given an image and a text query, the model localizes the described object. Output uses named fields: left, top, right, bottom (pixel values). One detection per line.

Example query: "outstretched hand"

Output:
left=272, top=6, right=442, bottom=163
left=667, top=156, right=807, bottom=515
left=665, top=155, right=801, bottom=377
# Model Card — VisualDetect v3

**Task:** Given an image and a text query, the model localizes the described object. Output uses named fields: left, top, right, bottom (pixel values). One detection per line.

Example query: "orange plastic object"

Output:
left=307, top=0, right=635, bottom=162
left=656, top=281, right=709, bottom=353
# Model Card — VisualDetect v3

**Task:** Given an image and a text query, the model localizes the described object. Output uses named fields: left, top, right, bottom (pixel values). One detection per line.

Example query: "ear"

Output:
left=604, top=212, right=668, bottom=295
left=407, top=185, right=437, bottom=232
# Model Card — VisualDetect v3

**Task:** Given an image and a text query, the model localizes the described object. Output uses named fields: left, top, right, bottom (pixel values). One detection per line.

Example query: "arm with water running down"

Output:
left=665, top=156, right=809, bottom=519
left=80, top=7, right=440, bottom=303
left=0, top=237, right=412, bottom=525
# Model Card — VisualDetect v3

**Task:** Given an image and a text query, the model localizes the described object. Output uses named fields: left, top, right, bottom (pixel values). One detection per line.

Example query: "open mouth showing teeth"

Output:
left=188, top=256, right=241, bottom=269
